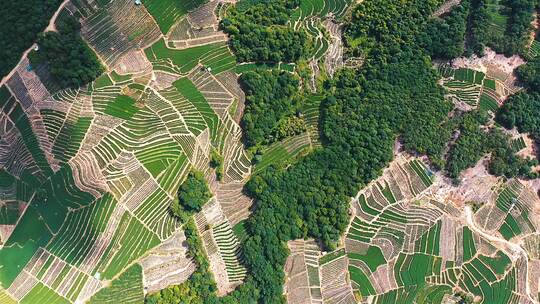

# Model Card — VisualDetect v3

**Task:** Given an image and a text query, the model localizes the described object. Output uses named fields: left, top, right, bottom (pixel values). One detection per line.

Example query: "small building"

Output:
left=134, top=0, right=141, bottom=5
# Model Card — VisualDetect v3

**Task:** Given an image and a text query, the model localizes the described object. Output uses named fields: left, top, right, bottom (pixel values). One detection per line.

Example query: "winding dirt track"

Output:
left=0, top=0, right=70, bottom=87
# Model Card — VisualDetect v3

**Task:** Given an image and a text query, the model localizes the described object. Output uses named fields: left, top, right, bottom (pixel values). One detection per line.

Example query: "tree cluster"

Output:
left=345, top=0, right=443, bottom=59
left=468, top=0, right=535, bottom=57
left=0, top=0, right=63, bottom=78
left=417, top=0, right=535, bottom=60
left=221, top=0, right=310, bottom=63
left=240, top=70, right=301, bottom=147
left=496, top=89, right=540, bottom=178
left=497, top=64, right=540, bottom=172
left=29, top=12, right=103, bottom=89
left=170, top=170, right=212, bottom=222
left=488, top=130, right=538, bottom=179
left=419, top=0, right=470, bottom=60
left=209, top=148, right=224, bottom=181
left=444, top=109, right=537, bottom=180
left=445, top=111, right=489, bottom=179
left=515, top=59, right=540, bottom=91
left=498, top=91, right=540, bottom=139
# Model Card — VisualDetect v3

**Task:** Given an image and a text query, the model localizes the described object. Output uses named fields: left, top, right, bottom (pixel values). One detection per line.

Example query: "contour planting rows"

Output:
left=438, top=65, right=503, bottom=111
left=0, top=0, right=254, bottom=302
left=4, top=0, right=540, bottom=303
left=194, top=199, right=247, bottom=294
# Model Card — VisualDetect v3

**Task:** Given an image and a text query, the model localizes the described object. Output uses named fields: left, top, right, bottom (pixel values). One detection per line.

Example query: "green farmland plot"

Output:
left=253, top=130, right=312, bottom=174
left=46, top=194, right=117, bottom=266
left=32, top=166, right=95, bottom=233
left=498, top=214, right=522, bottom=240
left=462, top=226, right=477, bottom=261
left=478, top=251, right=511, bottom=275
left=20, top=283, right=69, bottom=304
left=110, top=70, right=132, bottom=83
left=347, top=245, right=386, bottom=272
left=495, top=185, right=520, bottom=213
left=296, top=0, right=354, bottom=20
left=0, top=202, right=20, bottom=225
left=51, top=116, right=92, bottom=163
left=319, top=248, right=346, bottom=265
left=511, top=137, right=527, bottom=152
left=479, top=93, right=499, bottom=112
left=371, top=287, right=419, bottom=304
left=529, top=40, right=540, bottom=58
left=3, top=96, right=53, bottom=179
left=134, top=137, right=184, bottom=178
left=349, top=265, right=376, bottom=296
left=97, top=213, right=160, bottom=280
left=93, top=73, right=113, bottom=89
left=414, top=220, right=441, bottom=255
left=483, top=78, right=497, bottom=90
left=414, top=285, right=452, bottom=304
left=104, top=95, right=141, bottom=120
left=145, top=39, right=236, bottom=75
left=0, top=225, right=46, bottom=287
left=394, top=253, right=442, bottom=287
left=173, top=77, right=220, bottom=141
left=0, top=86, right=11, bottom=107
left=408, top=160, right=433, bottom=188
left=143, top=0, right=205, bottom=34
left=0, top=290, right=16, bottom=304
left=88, top=264, right=144, bottom=304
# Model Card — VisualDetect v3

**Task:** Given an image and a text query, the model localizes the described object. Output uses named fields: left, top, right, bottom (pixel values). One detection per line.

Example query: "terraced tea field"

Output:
left=438, top=65, right=504, bottom=111
left=0, top=0, right=253, bottom=302
left=3, top=0, right=540, bottom=303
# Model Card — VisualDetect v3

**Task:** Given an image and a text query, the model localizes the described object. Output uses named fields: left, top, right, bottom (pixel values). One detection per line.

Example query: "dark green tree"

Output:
left=240, top=70, right=300, bottom=147
left=29, top=12, right=103, bottom=89
left=171, top=170, right=212, bottom=219
left=221, top=0, right=311, bottom=63
left=0, top=0, right=63, bottom=78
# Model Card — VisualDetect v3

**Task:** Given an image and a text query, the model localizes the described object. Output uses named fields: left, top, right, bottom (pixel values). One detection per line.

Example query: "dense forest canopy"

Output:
left=445, top=111, right=489, bottom=179
left=416, top=0, right=535, bottom=59
left=29, top=12, right=103, bottom=89
left=171, top=170, right=212, bottom=220
left=221, top=0, right=311, bottom=63
left=0, top=0, right=63, bottom=78
left=419, top=0, right=470, bottom=59
left=516, top=58, right=540, bottom=90
left=240, top=70, right=301, bottom=148
left=497, top=91, right=540, bottom=140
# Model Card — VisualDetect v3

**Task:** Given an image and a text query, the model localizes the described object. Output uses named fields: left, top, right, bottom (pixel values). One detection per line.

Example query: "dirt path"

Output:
left=45, top=0, right=71, bottom=32
left=463, top=206, right=534, bottom=302
left=0, top=0, right=70, bottom=87
left=432, top=0, right=461, bottom=17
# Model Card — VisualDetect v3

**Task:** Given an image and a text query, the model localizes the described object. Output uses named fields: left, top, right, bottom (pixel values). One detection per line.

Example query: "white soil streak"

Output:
left=140, top=229, right=196, bottom=294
